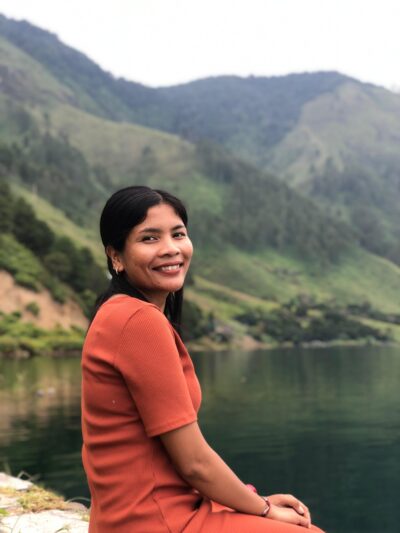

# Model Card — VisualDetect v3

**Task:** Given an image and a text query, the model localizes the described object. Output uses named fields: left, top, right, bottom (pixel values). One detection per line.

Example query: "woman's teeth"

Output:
left=159, top=264, right=180, bottom=272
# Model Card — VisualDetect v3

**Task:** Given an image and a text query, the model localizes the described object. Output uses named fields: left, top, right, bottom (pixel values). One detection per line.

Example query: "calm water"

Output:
left=1, top=346, right=399, bottom=533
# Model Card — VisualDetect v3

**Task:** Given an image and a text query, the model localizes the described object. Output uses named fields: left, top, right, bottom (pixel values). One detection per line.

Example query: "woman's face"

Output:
left=109, top=203, right=193, bottom=309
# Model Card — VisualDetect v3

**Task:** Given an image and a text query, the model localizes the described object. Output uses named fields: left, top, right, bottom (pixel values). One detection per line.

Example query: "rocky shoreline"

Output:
left=0, top=473, right=89, bottom=533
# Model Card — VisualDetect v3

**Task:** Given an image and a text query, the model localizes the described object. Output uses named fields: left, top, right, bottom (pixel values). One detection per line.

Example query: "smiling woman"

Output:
left=81, top=185, right=326, bottom=533
left=106, top=203, right=193, bottom=311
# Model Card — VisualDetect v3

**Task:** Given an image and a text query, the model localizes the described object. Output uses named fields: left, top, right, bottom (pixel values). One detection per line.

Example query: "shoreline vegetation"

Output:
left=1, top=296, right=399, bottom=358
left=0, top=472, right=89, bottom=532
left=0, top=310, right=84, bottom=359
left=1, top=336, right=397, bottom=359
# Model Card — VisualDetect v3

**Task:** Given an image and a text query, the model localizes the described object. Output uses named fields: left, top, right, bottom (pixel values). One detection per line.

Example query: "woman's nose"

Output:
left=159, top=237, right=180, bottom=255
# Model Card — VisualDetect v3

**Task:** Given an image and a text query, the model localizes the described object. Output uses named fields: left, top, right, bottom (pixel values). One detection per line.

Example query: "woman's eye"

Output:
left=173, top=232, right=186, bottom=238
left=142, top=235, right=157, bottom=242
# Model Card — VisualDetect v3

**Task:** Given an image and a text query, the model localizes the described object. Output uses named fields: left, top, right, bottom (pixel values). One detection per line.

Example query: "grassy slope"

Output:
left=9, top=183, right=104, bottom=264
left=269, top=81, right=400, bottom=184
left=26, top=99, right=400, bottom=318
left=193, top=246, right=400, bottom=314
left=10, top=179, right=400, bottom=319
left=0, top=36, right=70, bottom=107
left=0, top=233, right=81, bottom=315
left=32, top=103, right=194, bottom=182
left=266, top=82, right=400, bottom=259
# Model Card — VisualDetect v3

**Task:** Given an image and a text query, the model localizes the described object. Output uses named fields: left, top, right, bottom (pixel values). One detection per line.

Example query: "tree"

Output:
left=0, top=181, right=14, bottom=232
left=13, top=198, right=54, bottom=256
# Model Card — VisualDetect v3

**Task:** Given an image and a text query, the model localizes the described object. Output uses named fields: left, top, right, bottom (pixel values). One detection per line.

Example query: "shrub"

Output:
left=0, top=336, right=19, bottom=355
left=14, top=272, right=39, bottom=291
left=25, top=301, right=40, bottom=316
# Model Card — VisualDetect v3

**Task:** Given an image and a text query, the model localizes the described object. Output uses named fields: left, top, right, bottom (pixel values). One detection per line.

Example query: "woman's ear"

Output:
left=106, top=245, right=124, bottom=274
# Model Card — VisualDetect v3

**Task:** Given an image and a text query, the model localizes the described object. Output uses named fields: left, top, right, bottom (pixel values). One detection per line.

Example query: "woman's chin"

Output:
left=165, top=281, right=185, bottom=293
left=145, top=280, right=185, bottom=298
left=158, top=274, right=187, bottom=293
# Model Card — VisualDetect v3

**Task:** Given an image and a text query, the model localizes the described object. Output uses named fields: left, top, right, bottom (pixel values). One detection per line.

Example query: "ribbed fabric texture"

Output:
left=81, top=295, right=202, bottom=533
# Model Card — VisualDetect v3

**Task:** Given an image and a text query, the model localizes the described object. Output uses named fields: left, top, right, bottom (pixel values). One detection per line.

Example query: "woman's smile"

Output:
left=152, top=261, right=184, bottom=274
left=110, top=203, right=193, bottom=309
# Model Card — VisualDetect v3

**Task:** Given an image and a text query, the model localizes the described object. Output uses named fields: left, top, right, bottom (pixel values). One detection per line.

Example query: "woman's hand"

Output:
left=267, top=494, right=311, bottom=529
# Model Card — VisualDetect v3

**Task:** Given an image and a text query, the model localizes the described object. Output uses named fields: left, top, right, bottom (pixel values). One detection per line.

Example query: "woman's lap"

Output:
left=185, top=499, right=326, bottom=533
left=200, top=510, right=325, bottom=532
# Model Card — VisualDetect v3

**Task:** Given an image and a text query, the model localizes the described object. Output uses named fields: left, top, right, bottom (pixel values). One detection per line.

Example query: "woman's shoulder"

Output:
left=95, top=295, right=168, bottom=330
left=85, top=295, right=167, bottom=347
left=98, top=294, right=157, bottom=318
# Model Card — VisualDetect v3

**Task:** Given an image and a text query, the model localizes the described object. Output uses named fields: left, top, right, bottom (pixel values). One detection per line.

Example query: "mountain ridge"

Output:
left=0, top=14, right=364, bottom=138
left=2, top=13, right=400, bottom=348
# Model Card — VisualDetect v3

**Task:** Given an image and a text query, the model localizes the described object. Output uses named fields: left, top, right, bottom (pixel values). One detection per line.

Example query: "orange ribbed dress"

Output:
left=81, top=295, right=325, bottom=533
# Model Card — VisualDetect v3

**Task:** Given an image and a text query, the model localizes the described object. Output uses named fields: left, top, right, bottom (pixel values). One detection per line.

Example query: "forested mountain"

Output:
left=144, top=78, right=400, bottom=266
left=0, top=14, right=164, bottom=123
left=2, top=14, right=400, bottom=267
left=268, top=83, right=400, bottom=264
left=0, top=20, right=354, bottom=267
left=2, top=13, right=400, bottom=347
left=0, top=14, right=357, bottom=147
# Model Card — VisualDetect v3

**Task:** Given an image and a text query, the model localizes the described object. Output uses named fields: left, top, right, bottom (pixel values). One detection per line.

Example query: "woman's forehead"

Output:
left=136, top=203, right=183, bottom=229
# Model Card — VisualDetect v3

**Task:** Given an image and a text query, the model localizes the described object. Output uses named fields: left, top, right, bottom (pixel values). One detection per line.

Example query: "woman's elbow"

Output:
left=178, top=452, right=214, bottom=483
left=160, top=422, right=216, bottom=483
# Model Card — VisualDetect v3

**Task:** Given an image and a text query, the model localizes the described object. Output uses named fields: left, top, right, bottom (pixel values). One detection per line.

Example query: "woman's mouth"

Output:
left=153, top=262, right=183, bottom=273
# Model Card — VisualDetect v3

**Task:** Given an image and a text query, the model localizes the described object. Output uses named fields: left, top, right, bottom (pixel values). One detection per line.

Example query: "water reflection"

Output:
left=1, top=347, right=399, bottom=533
left=194, top=347, right=400, bottom=533
left=0, top=357, right=85, bottom=497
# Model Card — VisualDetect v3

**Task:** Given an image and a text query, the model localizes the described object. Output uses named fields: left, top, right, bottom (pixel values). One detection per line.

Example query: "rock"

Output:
left=0, top=473, right=89, bottom=533
left=0, top=493, right=20, bottom=512
left=0, top=509, right=89, bottom=533
left=64, top=501, right=88, bottom=511
left=0, top=473, right=32, bottom=491
left=36, top=387, right=56, bottom=397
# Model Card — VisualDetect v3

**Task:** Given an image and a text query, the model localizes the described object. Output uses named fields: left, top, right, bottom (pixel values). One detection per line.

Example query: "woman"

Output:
left=81, top=186, right=325, bottom=533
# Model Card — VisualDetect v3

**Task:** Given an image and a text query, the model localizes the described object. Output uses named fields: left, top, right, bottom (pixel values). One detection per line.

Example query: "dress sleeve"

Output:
left=114, top=305, right=197, bottom=437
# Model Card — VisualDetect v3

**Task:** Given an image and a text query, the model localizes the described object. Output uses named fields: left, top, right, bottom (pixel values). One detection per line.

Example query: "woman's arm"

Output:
left=161, top=421, right=265, bottom=515
left=160, top=421, right=310, bottom=527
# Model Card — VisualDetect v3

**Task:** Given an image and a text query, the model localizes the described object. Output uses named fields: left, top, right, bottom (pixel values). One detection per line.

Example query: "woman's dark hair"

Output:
left=93, top=185, right=188, bottom=329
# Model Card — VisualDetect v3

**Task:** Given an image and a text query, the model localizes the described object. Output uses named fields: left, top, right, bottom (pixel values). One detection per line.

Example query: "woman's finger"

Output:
left=296, top=513, right=311, bottom=529
left=269, top=505, right=311, bottom=529
left=284, top=494, right=310, bottom=515
left=270, top=493, right=311, bottom=519
left=295, top=498, right=311, bottom=521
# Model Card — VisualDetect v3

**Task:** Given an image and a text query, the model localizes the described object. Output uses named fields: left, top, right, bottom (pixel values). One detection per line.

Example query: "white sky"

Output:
left=0, top=0, right=399, bottom=89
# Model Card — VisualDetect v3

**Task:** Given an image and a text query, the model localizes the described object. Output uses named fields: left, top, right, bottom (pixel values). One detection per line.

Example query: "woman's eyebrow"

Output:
left=139, top=224, right=185, bottom=234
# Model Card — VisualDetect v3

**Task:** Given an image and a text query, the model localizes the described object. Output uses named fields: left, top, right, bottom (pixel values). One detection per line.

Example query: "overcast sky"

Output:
left=0, top=0, right=399, bottom=90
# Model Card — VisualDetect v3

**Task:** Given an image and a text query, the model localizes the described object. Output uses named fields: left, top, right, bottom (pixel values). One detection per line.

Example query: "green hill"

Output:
left=0, top=181, right=105, bottom=309
left=1, top=13, right=400, bottom=348
left=161, top=78, right=400, bottom=266
left=0, top=28, right=353, bottom=265
left=3, top=13, right=400, bottom=267
left=0, top=14, right=168, bottom=124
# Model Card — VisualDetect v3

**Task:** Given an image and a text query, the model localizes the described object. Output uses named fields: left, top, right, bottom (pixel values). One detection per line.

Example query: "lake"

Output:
left=1, top=346, right=399, bottom=533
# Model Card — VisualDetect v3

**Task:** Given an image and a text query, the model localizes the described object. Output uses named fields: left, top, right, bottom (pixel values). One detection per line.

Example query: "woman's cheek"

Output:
left=185, top=239, right=194, bottom=259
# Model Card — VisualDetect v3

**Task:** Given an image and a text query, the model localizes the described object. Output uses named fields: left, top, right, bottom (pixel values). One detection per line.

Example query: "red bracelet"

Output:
left=260, top=497, right=271, bottom=518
